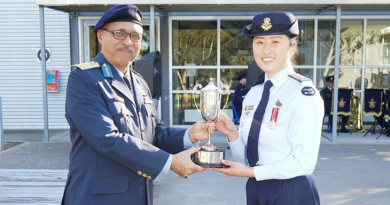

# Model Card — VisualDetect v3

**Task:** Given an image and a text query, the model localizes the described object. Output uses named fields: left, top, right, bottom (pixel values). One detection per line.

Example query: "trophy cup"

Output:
left=192, top=80, right=230, bottom=168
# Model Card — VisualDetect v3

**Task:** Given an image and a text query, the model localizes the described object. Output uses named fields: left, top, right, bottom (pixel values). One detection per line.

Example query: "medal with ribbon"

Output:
left=269, top=100, right=282, bottom=129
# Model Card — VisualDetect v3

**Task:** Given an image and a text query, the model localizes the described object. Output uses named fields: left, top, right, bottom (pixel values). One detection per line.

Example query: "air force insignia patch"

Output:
left=301, top=86, right=315, bottom=96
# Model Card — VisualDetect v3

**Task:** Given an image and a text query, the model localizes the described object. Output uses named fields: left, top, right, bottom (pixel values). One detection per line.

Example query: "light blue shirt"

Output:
left=228, top=66, right=324, bottom=181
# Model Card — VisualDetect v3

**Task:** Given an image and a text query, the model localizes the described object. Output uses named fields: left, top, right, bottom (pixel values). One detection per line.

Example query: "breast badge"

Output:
left=269, top=100, right=282, bottom=129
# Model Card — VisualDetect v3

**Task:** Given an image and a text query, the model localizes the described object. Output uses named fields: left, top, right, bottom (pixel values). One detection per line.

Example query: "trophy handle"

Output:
left=192, top=84, right=202, bottom=112
left=220, top=84, right=230, bottom=111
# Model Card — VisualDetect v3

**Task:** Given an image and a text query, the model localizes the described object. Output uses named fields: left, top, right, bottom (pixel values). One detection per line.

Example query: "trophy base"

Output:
left=191, top=148, right=228, bottom=168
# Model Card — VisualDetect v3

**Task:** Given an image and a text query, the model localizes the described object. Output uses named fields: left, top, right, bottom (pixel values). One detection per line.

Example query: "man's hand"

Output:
left=212, top=160, right=254, bottom=178
left=188, top=120, right=215, bottom=143
left=215, top=112, right=239, bottom=142
left=170, top=147, right=206, bottom=177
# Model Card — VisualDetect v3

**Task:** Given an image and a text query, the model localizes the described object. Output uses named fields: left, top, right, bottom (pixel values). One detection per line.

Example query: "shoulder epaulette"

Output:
left=288, top=73, right=311, bottom=83
left=131, top=69, right=143, bottom=79
left=71, top=62, right=100, bottom=70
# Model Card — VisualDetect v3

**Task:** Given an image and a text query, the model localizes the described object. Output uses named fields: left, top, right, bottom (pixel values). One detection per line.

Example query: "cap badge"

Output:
left=135, top=10, right=142, bottom=22
left=261, top=17, right=272, bottom=31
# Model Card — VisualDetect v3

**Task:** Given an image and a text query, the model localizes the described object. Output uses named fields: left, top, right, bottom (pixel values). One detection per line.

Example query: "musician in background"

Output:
left=320, top=76, right=349, bottom=133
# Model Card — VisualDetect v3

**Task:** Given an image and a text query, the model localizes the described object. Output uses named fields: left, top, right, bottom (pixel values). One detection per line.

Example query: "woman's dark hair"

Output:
left=288, top=35, right=299, bottom=65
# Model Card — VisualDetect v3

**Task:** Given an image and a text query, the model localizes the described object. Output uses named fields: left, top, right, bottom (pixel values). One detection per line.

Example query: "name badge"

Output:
left=245, top=105, right=254, bottom=110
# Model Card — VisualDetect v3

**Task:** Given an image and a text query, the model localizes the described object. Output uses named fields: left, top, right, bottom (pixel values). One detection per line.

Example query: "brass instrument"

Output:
left=347, top=94, right=366, bottom=132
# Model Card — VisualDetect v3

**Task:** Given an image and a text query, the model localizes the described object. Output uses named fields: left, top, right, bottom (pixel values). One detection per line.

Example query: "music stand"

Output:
left=363, top=89, right=383, bottom=137
left=376, top=90, right=390, bottom=139
left=331, top=89, right=353, bottom=135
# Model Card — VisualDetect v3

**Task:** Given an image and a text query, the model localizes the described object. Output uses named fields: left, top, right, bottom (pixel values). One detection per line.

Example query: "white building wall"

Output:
left=0, top=0, right=70, bottom=129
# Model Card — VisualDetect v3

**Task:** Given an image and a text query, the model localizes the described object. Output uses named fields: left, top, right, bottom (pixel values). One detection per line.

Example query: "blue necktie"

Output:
left=247, top=80, right=273, bottom=167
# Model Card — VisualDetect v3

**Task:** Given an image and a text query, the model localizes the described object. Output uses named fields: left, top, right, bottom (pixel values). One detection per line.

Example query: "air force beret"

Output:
left=94, top=4, right=142, bottom=33
left=242, top=12, right=299, bottom=37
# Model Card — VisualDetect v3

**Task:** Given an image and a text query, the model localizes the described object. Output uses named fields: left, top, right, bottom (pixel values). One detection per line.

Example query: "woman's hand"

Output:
left=212, top=160, right=255, bottom=178
left=215, top=112, right=239, bottom=142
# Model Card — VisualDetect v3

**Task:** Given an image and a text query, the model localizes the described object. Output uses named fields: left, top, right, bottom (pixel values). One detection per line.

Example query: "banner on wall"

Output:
left=46, top=70, right=59, bottom=92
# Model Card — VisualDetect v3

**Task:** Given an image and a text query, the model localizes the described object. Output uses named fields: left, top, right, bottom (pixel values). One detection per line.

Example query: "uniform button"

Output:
left=137, top=171, right=142, bottom=176
left=141, top=127, right=145, bottom=132
left=147, top=176, right=152, bottom=180
left=142, top=174, right=147, bottom=178
left=138, top=112, right=142, bottom=117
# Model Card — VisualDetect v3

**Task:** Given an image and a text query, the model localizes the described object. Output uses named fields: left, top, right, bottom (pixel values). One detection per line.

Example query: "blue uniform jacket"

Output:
left=320, top=88, right=332, bottom=114
left=62, top=52, right=186, bottom=205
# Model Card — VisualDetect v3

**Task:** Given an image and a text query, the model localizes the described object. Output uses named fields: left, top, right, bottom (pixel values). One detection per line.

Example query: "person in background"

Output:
left=233, top=72, right=248, bottom=118
left=320, top=76, right=349, bottom=133
left=213, top=12, right=322, bottom=205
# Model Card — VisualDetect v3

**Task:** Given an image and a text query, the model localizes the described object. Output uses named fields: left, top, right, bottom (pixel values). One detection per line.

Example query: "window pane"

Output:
left=172, top=93, right=231, bottom=125
left=297, top=20, right=314, bottom=65
left=317, top=20, right=336, bottom=66
left=340, top=20, right=363, bottom=66
left=365, top=67, right=390, bottom=89
left=172, top=69, right=217, bottom=90
left=316, top=67, right=335, bottom=89
left=339, top=68, right=362, bottom=89
left=366, top=20, right=390, bottom=65
left=140, top=25, right=150, bottom=58
left=89, top=25, right=100, bottom=61
left=220, top=20, right=253, bottom=65
left=221, top=69, right=247, bottom=90
left=295, top=68, right=313, bottom=80
left=172, top=21, right=217, bottom=66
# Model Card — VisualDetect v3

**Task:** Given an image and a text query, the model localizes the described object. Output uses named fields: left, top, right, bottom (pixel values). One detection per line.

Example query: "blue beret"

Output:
left=94, top=4, right=142, bottom=33
left=242, top=12, right=299, bottom=37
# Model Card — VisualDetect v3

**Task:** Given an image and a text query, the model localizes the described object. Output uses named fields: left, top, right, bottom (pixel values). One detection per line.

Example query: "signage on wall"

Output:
left=37, top=48, right=51, bottom=62
left=46, top=70, right=59, bottom=92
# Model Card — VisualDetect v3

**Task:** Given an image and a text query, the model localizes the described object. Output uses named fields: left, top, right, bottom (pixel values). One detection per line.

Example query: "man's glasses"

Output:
left=101, top=28, right=142, bottom=42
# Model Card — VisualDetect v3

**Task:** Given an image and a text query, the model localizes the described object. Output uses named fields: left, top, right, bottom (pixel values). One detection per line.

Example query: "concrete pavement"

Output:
left=0, top=130, right=389, bottom=205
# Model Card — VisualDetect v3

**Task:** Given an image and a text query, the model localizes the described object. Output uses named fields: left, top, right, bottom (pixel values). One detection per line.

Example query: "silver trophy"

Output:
left=192, top=81, right=230, bottom=168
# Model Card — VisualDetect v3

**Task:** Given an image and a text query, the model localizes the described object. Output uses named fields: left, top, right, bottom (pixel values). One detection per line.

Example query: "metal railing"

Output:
left=0, top=97, right=3, bottom=150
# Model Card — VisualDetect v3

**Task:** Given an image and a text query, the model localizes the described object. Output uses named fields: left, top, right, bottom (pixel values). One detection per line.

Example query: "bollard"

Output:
left=0, top=97, right=3, bottom=150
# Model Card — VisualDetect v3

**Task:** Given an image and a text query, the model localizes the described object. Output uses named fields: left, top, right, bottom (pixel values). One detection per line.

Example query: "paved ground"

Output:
left=0, top=129, right=389, bottom=205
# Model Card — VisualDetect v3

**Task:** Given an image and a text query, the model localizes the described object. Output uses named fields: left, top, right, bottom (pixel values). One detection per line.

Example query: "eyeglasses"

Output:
left=101, top=28, right=143, bottom=42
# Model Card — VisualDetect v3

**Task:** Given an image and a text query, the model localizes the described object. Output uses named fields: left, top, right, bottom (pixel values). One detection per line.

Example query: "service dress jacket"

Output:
left=62, top=52, right=186, bottom=205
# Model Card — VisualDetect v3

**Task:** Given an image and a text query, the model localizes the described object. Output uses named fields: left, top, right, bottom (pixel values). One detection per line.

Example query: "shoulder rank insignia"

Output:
left=101, top=63, right=113, bottom=78
left=131, top=69, right=143, bottom=78
left=71, top=61, right=99, bottom=70
left=288, top=73, right=311, bottom=83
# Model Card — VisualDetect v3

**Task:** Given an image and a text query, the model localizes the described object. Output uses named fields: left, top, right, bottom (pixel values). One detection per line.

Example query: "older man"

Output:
left=62, top=4, right=212, bottom=205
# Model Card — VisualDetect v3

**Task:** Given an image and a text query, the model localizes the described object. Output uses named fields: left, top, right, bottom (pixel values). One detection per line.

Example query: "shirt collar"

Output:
left=264, top=66, right=295, bottom=90
left=114, top=66, right=130, bottom=80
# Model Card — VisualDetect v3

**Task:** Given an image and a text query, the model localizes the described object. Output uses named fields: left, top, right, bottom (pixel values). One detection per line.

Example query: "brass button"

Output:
left=147, top=176, right=152, bottom=180
left=137, top=171, right=142, bottom=176
left=142, top=174, right=147, bottom=178
left=141, top=127, right=145, bottom=132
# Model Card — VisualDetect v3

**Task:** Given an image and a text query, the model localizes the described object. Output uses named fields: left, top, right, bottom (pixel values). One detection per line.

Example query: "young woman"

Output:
left=213, top=12, right=323, bottom=205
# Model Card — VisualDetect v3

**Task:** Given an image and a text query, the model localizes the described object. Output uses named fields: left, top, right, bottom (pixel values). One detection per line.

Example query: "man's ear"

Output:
left=97, top=30, right=103, bottom=44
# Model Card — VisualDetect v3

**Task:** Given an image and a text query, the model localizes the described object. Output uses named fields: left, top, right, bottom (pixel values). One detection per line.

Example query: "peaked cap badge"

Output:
left=261, top=17, right=272, bottom=31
